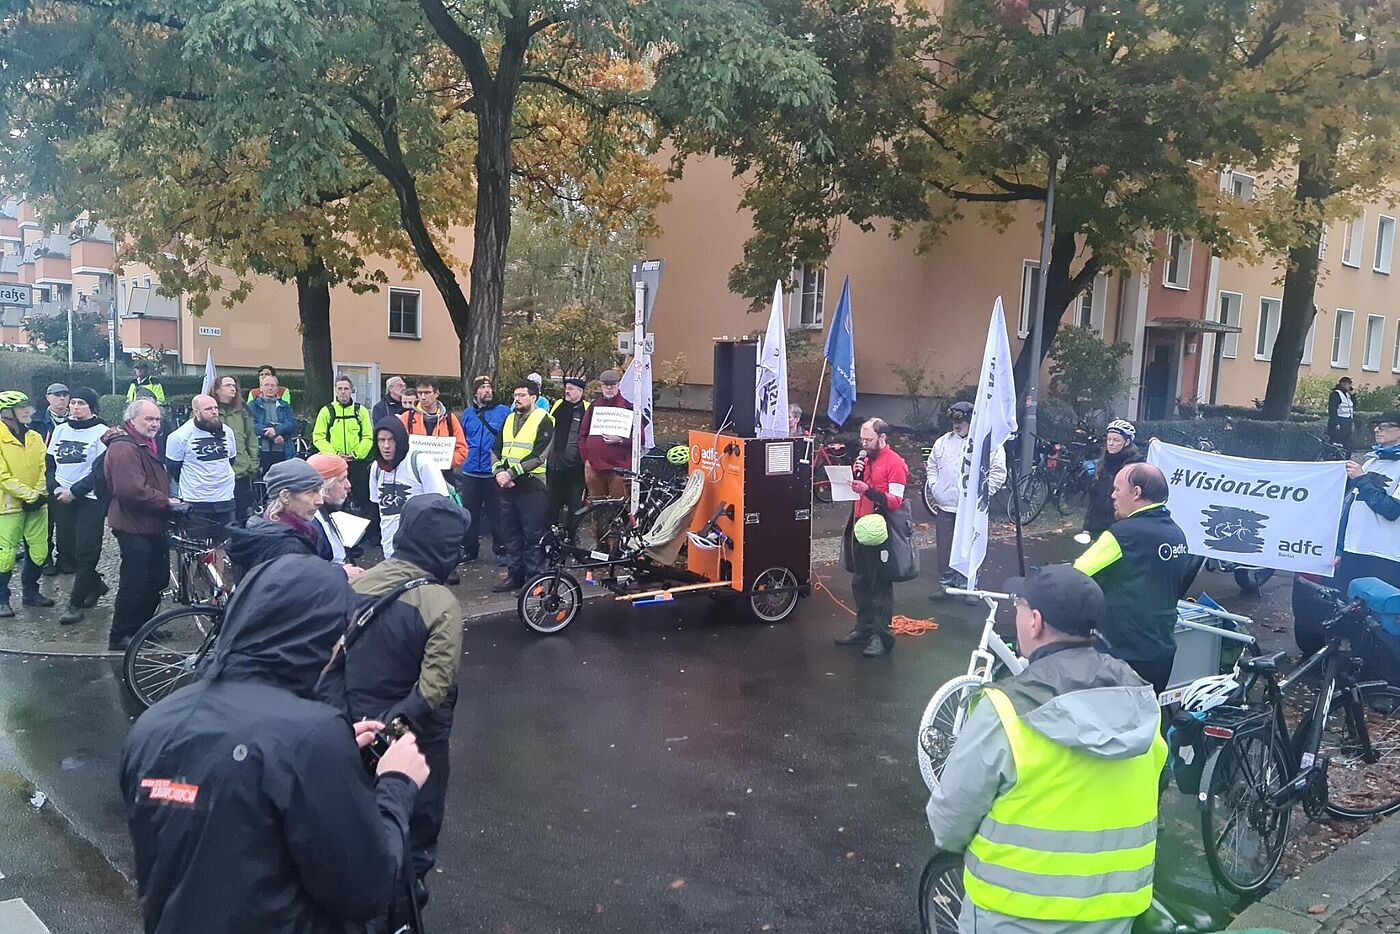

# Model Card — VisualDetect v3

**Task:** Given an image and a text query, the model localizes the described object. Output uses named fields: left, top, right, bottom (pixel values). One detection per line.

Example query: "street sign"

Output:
left=616, top=331, right=655, bottom=356
left=0, top=283, right=34, bottom=308
left=629, top=259, right=663, bottom=329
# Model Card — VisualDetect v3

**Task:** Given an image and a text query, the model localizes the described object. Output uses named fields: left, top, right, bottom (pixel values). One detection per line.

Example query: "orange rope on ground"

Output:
left=812, top=572, right=939, bottom=636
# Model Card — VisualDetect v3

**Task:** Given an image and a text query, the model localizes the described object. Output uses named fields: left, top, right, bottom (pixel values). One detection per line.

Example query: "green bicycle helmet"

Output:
left=853, top=513, right=888, bottom=547
left=666, top=444, right=690, bottom=465
left=0, top=390, right=30, bottom=411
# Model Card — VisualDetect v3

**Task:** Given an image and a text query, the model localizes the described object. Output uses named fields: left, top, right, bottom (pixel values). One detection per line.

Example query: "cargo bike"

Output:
left=517, top=432, right=813, bottom=634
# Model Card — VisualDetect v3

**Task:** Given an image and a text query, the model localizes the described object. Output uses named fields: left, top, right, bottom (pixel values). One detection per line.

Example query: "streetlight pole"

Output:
left=1020, top=149, right=1058, bottom=474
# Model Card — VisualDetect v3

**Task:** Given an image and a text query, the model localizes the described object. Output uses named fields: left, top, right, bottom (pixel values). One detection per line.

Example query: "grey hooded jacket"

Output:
left=926, top=642, right=1161, bottom=934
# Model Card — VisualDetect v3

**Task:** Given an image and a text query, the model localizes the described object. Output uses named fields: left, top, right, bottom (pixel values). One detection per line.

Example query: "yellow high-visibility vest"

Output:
left=963, top=688, right=1166, bottom=923
left=497, top=407, right=548, bottom=477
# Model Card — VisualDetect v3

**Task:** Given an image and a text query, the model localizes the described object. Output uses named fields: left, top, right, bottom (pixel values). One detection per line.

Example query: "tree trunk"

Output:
left=1012, top=226, right=1096, bottom=394
left=462, top=90, right=514, bottom=391
left=1261, top=135, right=1339, bottom=420
left=295, top=257, right=334, bottom=408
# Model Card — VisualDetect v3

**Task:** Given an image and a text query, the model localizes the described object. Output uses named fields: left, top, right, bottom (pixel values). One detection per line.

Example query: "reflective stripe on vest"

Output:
left=500, top=407, right=548, bottom=476
left=963, top=687, right=1166, bottom=923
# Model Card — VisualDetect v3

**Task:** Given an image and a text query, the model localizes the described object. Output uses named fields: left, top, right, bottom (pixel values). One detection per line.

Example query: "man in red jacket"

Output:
left=104, top=399, right=182, bottom=651
left=579, top=369, right=632, bottom=503
left=836, top=418, right=909, bottom=657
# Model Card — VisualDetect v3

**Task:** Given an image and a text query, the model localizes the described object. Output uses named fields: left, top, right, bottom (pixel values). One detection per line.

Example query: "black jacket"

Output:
left=118, top=556, right=417, bottom=934
left=346, top=495, right=469, bottom=746
left=546, top=398, right=587, bottom=470
left=1089, top=504, right=1190, bottom=662
left=226, top=516, right=328, bottom=574
left=371, top=396, right=407, bottom=426
left=1084, top=444, right=1146, bottom=536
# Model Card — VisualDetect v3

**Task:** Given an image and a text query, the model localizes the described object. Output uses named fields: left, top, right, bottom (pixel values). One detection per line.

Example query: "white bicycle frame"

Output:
left=946, top=587, right=1027, bottom=681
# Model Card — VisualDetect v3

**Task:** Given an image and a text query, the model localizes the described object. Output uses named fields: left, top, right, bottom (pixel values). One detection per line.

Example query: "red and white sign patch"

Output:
left=140, top=778, right=200, bottom=806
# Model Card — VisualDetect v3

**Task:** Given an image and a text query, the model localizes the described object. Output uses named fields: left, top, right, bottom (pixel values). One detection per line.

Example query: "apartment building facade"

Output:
left=643, top=159, right=1400, bottom=423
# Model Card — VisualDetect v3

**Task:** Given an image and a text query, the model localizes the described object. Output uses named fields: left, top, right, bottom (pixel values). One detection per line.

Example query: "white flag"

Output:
left=620, top=352, right=654, bottom=450
left=951, top=298, right=1019, bottom=588
left=199, top=348, right=217, bottom=395
left=755, top=280, right=789, bottom=438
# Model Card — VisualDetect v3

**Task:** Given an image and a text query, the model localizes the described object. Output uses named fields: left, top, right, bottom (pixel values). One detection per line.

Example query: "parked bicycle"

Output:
left=1193, top=587, right=1400, bottom=894
left=123, top=515, right=232, bottom=709
left=811, top=426, right=852, bottom=503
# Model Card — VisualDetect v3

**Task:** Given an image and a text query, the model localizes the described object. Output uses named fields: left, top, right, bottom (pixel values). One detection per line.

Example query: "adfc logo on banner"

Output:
left=1147, top=441, right=1346, bottom=576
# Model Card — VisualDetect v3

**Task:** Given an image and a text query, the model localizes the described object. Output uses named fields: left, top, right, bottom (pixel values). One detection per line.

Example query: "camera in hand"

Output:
left=361, top=715, right=413, bottom=768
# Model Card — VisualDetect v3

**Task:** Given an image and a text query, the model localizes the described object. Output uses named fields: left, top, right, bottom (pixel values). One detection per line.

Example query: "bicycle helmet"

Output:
left=666, top=444, right=690, bottom=465
left=948, top=401, right=973, bottom=422
left=1178, top=673, right=1240, bottom=713
left=1105, top=418, right=1136, bottom=442
left=0, top=391, right=30, bottom=411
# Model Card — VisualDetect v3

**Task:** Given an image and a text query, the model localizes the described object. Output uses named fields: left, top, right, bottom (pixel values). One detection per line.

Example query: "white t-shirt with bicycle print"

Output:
left=370, top=451, right=449, bottom=559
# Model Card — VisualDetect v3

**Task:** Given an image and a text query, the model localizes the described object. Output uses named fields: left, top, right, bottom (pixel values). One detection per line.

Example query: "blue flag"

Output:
left=824, top=276, right=857, bottom=427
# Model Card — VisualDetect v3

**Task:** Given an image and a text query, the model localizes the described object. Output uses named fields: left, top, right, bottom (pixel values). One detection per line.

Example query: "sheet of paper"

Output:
left=330, top=511, right=372, bottom=548
left=588, top=406, right=634, bottom=438
left=824, top=465, right=860, bottom=502
left=408, top=435, right=455, bottom=469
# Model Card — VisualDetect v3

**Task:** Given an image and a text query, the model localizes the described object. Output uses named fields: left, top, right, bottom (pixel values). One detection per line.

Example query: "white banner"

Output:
left=200, top=348, right=217, bottom=395
left=755, top=280, right=789, bottom=438
left=407, top=435, right=455, bottom=470
left=587, top=405, right=634, bottom=438
left=1147, top=441, right=1346, bottom=576
left=951, top=298, right=1019, bottom=587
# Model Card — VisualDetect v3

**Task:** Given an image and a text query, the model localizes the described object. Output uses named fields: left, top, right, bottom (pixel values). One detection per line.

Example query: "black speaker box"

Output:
left=713, top=339, right=758, bottom=437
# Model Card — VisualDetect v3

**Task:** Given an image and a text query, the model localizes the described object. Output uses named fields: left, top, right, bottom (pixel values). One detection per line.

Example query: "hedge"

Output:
left=1139, top=418, right=1335, bottom=460
left=0, top=349, right=133, bottom=402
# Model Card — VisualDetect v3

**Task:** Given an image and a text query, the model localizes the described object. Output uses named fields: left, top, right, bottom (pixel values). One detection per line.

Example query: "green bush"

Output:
left=98, top=394, right=127, bottom=425
left=0, top=349, right=131, bottom=402
left=1139, top=417, right=1329, bottom=460
left=1354, top=383, right=1400, bottom=412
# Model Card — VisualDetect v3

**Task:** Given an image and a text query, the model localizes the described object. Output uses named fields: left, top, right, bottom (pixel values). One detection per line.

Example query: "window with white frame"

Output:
left=1342, top=216, right=1365, bottom=267
left=1301, top=317, right=1316, bottom=366
left=1318, top=227, right=1329, bottom=261
left=1393, top=325, right=1400, bottom=373
left=1228, top=171, right=1255, bottom=202
left=1075, top=289, right=1094, bottom=328
left=1018, top=260, right=1041, bottom=339
left=1333, top=309, right=1355, bottom=368
left=795, top=265, right=826, bottom=328
left=1255, top=297, right=1281, bottom=360
left=1217, top=291, right=1242, bottom=359
left=387, top=288, right=422, bottom=339
left=1163, top=233, right=1192, bottom=289
left=1364, top=314, right=1386, bottom=371
left=1375, top=215, right=1395, bottom=274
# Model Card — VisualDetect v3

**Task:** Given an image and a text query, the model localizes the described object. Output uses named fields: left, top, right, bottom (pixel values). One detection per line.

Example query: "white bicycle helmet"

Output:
left=1179, top=673, right=1240, bottom=713
left=1106, top=418, right=1137, bottom=442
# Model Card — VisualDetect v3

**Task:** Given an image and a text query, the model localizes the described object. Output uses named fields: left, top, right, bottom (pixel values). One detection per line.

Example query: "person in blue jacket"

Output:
left=458, top=375, right=510, bottom=563
left=248, top=373, right=297, bottom=476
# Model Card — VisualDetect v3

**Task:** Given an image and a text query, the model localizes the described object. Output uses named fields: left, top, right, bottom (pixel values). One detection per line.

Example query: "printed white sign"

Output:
left=588, top=406, right=634, bottom=438
left=1147, top=441, right=1346, bottom=576
left=823, top=465, right=860, bottom=502
left=407, top=435, right=455, bottom=470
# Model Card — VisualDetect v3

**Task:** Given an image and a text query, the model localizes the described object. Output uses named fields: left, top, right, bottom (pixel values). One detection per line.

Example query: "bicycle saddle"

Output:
left=1237, top=651, right=1286, bottom=674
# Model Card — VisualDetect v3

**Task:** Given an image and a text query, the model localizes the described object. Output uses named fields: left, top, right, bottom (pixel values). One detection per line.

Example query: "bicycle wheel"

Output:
left=1321, top=684, right=1400, bottom=817
left=917, top=675, right=985, bottom=792
left=570, top=500, right=630, bottom=556
left=1015, top=471, right=1050, bottom=524
left=813, top=454, right=834, bottom=503
left=1199, top=728, right=1292, bottom=895
left=519, top=572, right=584, bottom=635
left=1055, top=473, right=1090, bottom=518
left=749, top=566, right=800, bottom=622
left=918, top=852, right=965, bottom=934
left=124, top=606, right=225, bottom=709
left=921, top=482, right=936, bottom=517
left=1233, top=567, right=1275, bottom=596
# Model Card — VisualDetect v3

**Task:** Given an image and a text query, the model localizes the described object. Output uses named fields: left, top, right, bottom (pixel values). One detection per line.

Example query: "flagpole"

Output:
left=809, top=358, right=828, bottom=435
left=1007, top=449, right=1027, bottom=577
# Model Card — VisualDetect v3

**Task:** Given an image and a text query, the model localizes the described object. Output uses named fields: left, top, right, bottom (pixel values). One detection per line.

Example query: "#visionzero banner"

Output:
left=1147, top=441, right=1346, bottom=576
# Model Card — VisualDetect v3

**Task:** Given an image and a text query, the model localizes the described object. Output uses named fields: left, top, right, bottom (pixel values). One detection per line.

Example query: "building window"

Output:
left=1301, top=317, right=1315, bottom=366
left=1018, top=260, right=1041, bottom=339
left=795, top=265, right=826, bottom=328
left=1163, top=233, right=1192, bottom=289
left=1228, top=171, right=1255, bottom=202
left=1075, top=289, right=1094, bottom=328
left=387, top=288, right=422, bottom=339
left=1375, top=215, right=1395, bottom=274
left=1318, top=227, right=1329, bottom=261
left=143, top=275, right=152, bottom=289
left=1342, top=216, right=1365, bottom=267
left=1364, top=314, right=1385, bottom=371
left=1333, top=309, right=1355, bottom=368
left=1255, top=297, right=1281, bottom=361
left=1392, top=325, right=1400, bottom=373
left=1216, top=291, right=1242, bottom=359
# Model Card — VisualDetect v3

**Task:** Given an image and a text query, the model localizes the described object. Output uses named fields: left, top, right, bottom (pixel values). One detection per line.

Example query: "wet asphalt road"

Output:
left=0, top=520, right=1289, bottom=933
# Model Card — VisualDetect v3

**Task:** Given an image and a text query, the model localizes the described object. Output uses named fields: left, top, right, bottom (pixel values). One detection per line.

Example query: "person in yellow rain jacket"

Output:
left=0, top=391, right=55, bottom=617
